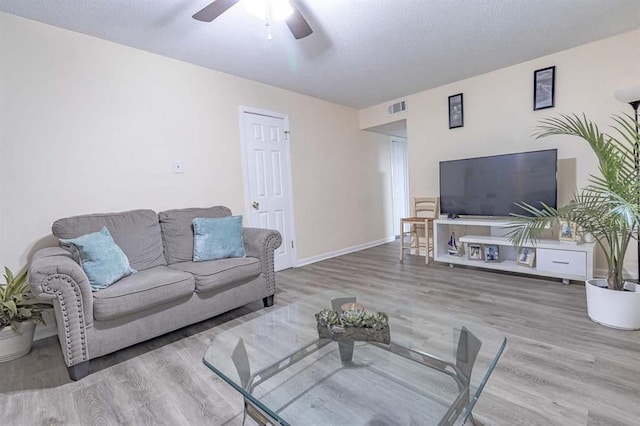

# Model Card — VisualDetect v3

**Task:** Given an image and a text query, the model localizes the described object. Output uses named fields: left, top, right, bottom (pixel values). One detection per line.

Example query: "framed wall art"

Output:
left=448, top=93, right=464, bottom=129
left=534, top=66, right=555, bottom=111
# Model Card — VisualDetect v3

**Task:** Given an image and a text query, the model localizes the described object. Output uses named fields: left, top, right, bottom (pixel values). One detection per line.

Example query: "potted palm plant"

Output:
left=509, top=113, right=640, bottom=330
left=0, top=267, right=49, bottom=361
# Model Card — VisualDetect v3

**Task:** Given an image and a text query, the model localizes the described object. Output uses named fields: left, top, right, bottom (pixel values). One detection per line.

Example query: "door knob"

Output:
left=252, top=201, right=259, bottom=210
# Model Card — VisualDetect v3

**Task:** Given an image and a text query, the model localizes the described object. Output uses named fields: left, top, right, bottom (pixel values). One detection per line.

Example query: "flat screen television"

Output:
left=439, top=149, right=557, bottom=217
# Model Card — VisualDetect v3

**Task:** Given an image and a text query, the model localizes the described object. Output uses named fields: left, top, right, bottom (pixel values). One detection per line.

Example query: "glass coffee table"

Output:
left=203, top=291, right=506, bottom=425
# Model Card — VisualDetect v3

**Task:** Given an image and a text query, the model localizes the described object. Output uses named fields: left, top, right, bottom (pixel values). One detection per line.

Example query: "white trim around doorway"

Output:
left=238, top=105, right=298, bottom=268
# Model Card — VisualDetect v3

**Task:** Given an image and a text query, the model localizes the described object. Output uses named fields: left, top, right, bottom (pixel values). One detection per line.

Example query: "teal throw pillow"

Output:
left=60, top=227, right=135, bottom=291
left=193, top=216, right=246, bottom=261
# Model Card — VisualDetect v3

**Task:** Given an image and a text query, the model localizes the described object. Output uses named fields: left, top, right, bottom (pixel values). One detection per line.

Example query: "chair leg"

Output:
left=399, top=219, right=404, bottom=261
left=424, top=219, right=430, bottom=265
left=408, top=224, right=414, bottom=254
left=400, top=219, right=409, bottom=261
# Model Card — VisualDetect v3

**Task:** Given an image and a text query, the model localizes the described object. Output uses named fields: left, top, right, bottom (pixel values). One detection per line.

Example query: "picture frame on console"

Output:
left=559, top=220, right=577, bottom=241
left=483, top=244, right=500, bottom=263
left=448, top=93, right=464, bottom=129
left=533, top=66, right=555, bottom=110
left=516, top=247, right=536, bottom=267
left=467, top=244, right=482, bottom=260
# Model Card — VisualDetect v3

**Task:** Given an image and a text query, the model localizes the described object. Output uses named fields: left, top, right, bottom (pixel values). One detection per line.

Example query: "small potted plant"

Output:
left=509, top=113, right=640, bottom=329
left=0, top=267, right=49, bottom=361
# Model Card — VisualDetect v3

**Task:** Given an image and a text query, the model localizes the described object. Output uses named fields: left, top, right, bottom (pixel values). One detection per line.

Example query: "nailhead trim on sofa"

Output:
left=41, top=274, right=88, bottom=365
left=263, top=232, right=282, bottom=295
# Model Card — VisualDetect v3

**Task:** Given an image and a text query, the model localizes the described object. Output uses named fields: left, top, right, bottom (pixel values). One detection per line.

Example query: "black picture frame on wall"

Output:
left=533, top=66, right=555, bottom=110
left=448, top=93, right=464, bottom=129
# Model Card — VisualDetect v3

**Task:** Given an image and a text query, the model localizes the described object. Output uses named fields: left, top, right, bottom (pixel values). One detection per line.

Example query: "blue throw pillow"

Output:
left=193, top=216, right=246, bottom=262
left=60, top=227, right=135, bottom=291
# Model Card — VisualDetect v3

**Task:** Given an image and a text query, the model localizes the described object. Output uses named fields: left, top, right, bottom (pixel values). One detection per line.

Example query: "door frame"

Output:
left=390, top=136, right=409, bottom=236
left=238, top=105, right=297, bottom=268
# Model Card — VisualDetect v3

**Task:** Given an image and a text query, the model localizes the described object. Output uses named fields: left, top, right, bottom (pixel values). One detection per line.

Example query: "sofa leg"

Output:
left=67, top=361, right=90, bottom=381
left=262, top=295, right=274, bottom=308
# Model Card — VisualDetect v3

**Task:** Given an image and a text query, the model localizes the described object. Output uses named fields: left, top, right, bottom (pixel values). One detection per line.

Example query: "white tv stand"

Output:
left=433, top=218, right=595, bottom=284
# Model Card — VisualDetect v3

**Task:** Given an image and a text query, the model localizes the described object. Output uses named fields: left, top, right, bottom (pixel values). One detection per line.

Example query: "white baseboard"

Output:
left=296, top=236, right=395, bottom=267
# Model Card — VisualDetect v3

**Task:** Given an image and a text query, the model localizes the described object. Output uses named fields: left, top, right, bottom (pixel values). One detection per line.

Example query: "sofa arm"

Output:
left=243, top=228, right=282, bottom=294
left=28, top=247, right=92, bottom=367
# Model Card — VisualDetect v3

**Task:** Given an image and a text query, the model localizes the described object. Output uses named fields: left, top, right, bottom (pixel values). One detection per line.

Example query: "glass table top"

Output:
left=203, top=290, right=506, bottom=425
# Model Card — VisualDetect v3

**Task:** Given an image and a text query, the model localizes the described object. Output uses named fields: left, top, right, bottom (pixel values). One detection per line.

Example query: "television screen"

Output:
left=439, top=149, right=557, bottom=217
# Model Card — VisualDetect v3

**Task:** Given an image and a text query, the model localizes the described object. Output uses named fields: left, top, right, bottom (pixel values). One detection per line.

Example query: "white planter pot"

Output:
left=0, top=321, right=36, bottom=362
left=585, top=279, right=640, bottom=330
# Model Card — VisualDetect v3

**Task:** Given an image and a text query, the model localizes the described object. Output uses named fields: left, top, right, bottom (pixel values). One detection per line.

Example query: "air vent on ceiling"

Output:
left=387, top=100, right=407, bottom=115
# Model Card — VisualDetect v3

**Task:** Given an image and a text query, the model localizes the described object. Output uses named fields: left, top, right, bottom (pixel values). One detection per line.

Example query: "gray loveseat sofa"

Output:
left=28, top=206, right=281, bottom=380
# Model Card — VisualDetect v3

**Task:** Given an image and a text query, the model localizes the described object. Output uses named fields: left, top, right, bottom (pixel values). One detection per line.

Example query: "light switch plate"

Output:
left=173, top=161, right=184, bottom=174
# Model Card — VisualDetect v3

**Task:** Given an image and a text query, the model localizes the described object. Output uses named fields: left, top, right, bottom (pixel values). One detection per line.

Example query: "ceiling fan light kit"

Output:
left=243, top=0, right=293, bottom=21
left=193, top=0, right=313, bottom=40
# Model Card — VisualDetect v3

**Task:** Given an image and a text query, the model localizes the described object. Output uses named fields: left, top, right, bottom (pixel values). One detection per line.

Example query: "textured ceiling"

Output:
left=1, top=0, right=639, bottom=108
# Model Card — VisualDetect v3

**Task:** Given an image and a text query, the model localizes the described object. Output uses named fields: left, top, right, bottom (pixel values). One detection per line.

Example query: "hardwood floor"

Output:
left=1, top=240, right=639, bottom=425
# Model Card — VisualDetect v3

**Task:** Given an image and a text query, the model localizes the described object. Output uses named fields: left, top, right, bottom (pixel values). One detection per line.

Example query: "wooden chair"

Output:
left=400, top=197, right=439, bottom=264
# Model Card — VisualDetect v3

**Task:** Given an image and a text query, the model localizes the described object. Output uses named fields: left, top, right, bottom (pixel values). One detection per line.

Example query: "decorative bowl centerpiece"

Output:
left=315, top=306, right=390, bottom=344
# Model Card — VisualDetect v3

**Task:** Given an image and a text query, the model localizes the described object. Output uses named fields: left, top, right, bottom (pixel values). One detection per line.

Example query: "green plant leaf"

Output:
left=523, top=113, right=640, bottom=290
left=17, top=308, right=32, bottom=318
left=3, top=267, right=14, bottom=284
left=0, top=267, right=43, bottom=324
left=3, top=300, right=17, bottom=316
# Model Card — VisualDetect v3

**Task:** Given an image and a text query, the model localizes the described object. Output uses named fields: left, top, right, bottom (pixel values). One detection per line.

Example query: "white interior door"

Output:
left=391, top=137, right=409, bottom=237
left=241, top=108, right=295, bottom=271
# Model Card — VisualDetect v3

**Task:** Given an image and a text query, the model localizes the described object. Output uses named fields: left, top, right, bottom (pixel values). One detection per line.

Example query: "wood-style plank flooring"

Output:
left=1, top=240, right=639, bottom=425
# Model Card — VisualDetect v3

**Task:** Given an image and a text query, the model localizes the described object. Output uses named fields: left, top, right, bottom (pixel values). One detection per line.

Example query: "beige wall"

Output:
left=360, top=29, right=640, bottom=276
left=0, top=12, right=393, bottom=272
left=359, top=98, right=407, bottom=131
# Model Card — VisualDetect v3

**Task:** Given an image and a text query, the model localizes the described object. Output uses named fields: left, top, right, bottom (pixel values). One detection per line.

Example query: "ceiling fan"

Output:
left=193, top=0, right=314, bottom=40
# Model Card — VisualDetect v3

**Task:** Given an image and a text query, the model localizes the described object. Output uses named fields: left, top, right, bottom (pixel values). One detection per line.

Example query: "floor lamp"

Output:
left=614, top=85, right=640, bottom=281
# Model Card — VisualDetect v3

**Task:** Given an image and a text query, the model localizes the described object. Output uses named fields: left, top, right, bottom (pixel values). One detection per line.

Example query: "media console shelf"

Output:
left=433, top=218, right=595, bottom=284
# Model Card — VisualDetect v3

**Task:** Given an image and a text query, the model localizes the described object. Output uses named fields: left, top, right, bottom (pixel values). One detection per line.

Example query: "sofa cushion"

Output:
left=53, top=209, right=166, bottom=271
left=60, top=227, right=135, bottom=291
left=93, top=266, right=194, bottom=321
left=193, top=216, right=246, bottom=261
left=169, top=257, right=261, bottom=293
left=159, top=206, right=231, bottom=264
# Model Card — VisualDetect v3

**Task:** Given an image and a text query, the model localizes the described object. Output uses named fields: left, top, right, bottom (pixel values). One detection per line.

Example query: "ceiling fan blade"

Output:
left=192, top=0, right=240, bottom=22
left=286, top=6, right=313, bottom=39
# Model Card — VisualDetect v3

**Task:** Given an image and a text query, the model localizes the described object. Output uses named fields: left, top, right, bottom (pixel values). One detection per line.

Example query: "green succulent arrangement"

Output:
left=317, top=308, right=389, bottom=329
left=1, top=267, right=49, bottom=333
